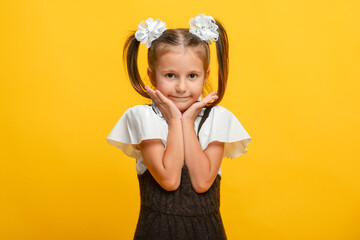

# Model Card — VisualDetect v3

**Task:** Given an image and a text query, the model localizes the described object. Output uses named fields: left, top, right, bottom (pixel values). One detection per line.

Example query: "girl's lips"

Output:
left=170, top=96, right=189, bottom=99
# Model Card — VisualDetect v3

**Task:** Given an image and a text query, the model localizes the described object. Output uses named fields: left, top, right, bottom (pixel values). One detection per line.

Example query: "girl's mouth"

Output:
left=170, top=96, right=189, bottom=100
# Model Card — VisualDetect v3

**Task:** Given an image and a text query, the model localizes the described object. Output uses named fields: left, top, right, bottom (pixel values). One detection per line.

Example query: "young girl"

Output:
left=106, top=13, right=252, bottom=240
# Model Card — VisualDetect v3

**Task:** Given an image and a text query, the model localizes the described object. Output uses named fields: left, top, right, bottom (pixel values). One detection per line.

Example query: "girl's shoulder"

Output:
left=198, top=105, right=252, bottom=159
left=208, top=105, right=239, bottom=120
left=122, top=104, right=165, bottom=121
left=106, top=103, right=168, bottom=159
left=211, top=105, right=233, bottom=113
left=124, top=104, right=152, bottom=115
left=203, top=105, right=246, bottom=129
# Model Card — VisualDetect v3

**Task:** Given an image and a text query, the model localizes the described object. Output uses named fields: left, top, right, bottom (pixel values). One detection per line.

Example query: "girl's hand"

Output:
left=145, top=86, right=182, bottom=124
left=182, top=91, right=218, bottom=124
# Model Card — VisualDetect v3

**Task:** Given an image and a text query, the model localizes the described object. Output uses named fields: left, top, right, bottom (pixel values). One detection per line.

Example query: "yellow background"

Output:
left=1, top=0, right=360, bottom=239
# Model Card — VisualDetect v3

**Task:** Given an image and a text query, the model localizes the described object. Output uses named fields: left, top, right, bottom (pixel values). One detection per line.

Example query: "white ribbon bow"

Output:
left=189, top=13, right=219, bottom=44
left=135, top=18, right=167, bottom=48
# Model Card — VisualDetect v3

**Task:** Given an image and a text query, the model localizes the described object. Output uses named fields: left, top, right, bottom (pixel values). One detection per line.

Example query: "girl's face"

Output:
left=148, top=46, right=210, bottom=112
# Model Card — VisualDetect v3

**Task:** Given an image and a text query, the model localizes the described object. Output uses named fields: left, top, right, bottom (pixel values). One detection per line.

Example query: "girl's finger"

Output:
left=146, top=86, right=162, bottom=105
left=201, top=91, right=217, bottom=101
left=155, top=90, right=172, bottom=105
left=206, top=91, right=218, bottom=99
left=146, top=88, right=157, bottom=102
left=145, top=86, right=155, bottom=97
left=203, top=92, right=218, bottom=104
left=190, top=93, right=217, bottom=111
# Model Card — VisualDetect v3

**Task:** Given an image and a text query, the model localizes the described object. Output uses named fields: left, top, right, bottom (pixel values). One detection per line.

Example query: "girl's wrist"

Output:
left=168, top=118, right=182, bottom=127
left=181, top=118, right=194, bottom=128
left=182, top=113, right=196, bottom=124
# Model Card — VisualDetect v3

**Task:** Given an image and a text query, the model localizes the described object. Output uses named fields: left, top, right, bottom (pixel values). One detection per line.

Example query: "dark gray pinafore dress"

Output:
left=133, top=107, right=227, bottom=240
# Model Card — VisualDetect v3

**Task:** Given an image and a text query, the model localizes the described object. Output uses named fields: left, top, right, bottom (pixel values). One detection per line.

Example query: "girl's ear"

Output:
left=203, top=69, right=210, bottom=85
left=147, top=67, right=157, bottom=87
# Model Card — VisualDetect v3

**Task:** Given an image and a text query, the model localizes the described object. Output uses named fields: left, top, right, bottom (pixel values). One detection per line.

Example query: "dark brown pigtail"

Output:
left=209, top=19, right=229, bottom=107
left=123, top=32, right=150, bottom=99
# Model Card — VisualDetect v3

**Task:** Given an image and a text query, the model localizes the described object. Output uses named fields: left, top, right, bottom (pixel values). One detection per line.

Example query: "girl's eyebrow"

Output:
left=161, top=69, right=202, bottom=73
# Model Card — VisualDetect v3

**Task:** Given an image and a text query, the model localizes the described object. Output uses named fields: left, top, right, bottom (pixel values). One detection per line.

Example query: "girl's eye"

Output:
left=166, top=73, right=175, bottom=78
left=189, top=74, right=197, bottom=79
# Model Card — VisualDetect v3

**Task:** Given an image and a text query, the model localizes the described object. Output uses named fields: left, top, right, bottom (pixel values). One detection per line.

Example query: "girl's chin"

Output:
left=176, top=105, right=190, bottom=113
left=172, top=100, right=198, bottom=112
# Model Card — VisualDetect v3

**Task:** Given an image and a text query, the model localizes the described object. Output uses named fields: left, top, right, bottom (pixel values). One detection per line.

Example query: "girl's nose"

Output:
left=175, top=79, right=186, bottom=93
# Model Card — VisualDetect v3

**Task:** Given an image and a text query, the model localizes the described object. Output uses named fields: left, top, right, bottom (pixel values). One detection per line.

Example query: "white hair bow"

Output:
left=189, top=13, right=219, bottom=44
left=135, top=18, right=167, bottom=48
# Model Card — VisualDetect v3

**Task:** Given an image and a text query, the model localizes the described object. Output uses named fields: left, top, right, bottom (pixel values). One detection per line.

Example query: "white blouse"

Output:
left=106, top=102, right=252, bottom=176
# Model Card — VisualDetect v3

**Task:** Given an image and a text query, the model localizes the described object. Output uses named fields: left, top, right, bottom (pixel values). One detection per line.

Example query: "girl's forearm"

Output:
left=162, top=119, right=184, bottom=187
left=182, top=120, right=214, bottom=193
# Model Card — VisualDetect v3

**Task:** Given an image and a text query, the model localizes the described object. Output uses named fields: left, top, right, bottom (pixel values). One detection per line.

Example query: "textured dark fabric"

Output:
left=133, top=164, right=227, bottom=240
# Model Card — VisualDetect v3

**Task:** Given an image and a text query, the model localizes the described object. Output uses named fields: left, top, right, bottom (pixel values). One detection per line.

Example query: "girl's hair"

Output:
left=123, top=18, right=229, bottom=107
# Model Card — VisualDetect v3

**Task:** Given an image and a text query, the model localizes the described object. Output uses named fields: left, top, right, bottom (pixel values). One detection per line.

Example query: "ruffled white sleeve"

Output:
left=106, top=105, right=168, bottom=159
left=198, top=106, right=252, bottom=159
